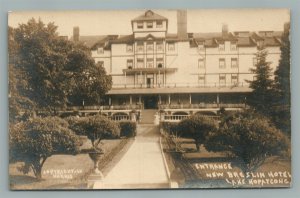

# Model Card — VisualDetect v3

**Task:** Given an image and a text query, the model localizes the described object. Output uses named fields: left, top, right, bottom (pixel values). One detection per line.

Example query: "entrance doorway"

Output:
left=143, top=95, right=158, bottom=109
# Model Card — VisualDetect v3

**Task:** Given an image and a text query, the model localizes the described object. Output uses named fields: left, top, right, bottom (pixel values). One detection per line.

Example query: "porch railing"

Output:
left=162, top=114, right=220, bottom=122
left=159, top=103, right=245, bottom=109
left=111, top=82, right=250, bottom=89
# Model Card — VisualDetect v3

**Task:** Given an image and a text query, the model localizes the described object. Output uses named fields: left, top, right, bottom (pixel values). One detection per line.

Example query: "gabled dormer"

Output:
left=131, top=10, right=168, bottom=38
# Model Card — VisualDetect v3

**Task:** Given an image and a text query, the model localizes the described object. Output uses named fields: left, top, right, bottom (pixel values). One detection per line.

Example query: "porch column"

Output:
left=129, top=95, right=132, bottom=105
left=159, top=94, right=161, bottom=104
left=139, top=95, right=141, bottom=103
left=109, top=97, right=111, bottom=106
left=189, top=94, right=192, bottom=104
left=140, top=71, right=142, bottom=87
left=217, top=94, right=220, bottom=107
left=158, top=70, right=161, bottom=86
left=124, top=71, right=127, bottom=87
left=168, top=94, right=171, bottom=105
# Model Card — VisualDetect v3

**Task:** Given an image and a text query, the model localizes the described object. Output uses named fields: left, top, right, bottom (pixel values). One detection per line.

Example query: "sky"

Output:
left=8, top=9, right=290, bottom=37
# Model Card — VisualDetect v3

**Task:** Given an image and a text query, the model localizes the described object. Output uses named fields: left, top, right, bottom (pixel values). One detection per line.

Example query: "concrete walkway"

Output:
left=94, top=124, right=169, bottom=189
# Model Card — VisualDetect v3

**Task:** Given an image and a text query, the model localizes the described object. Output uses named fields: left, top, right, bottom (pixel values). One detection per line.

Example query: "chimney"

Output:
left=177, top=10, right=188, bottom=39
left=222, top=24, right=228, bottom=37
left=73, top=26, right=80, bottom=42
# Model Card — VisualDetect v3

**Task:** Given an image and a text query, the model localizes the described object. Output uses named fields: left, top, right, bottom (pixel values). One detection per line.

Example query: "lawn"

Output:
left=9, top=136, right=131, bottom=190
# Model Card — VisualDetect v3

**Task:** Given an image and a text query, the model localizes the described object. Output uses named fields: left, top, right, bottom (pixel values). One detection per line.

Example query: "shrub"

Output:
left=205, top=111, right=289, bottom=172
left=177, top=115, right=218, bottom=151
left=9, top=117, right=81, bottom=179
left=119, top=121, right=137, bottom=137
left=160, top=121, right=179, bottom=135
left=67, top=115, right=120, bottom=152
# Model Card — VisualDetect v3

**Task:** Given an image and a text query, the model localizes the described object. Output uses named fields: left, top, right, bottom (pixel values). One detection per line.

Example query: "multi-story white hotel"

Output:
left=73, top=10, right=284, bottom=121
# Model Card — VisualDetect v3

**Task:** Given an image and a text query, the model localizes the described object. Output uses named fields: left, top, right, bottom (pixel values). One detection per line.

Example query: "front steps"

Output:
left=140, top=109, right=157, bottom=124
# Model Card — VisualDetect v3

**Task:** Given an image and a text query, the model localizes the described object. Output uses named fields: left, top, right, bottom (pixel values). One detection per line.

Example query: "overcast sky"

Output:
left=8, top=9, right=290, bottom=37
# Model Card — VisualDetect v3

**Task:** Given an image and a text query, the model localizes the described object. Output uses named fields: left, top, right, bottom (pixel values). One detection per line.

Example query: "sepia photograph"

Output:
left=8, top=9, right=291, bottom=190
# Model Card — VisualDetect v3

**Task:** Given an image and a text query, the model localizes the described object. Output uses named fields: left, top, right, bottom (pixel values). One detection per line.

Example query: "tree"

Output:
left=67, top=115, right=120, bottom=152
left=9, top=117, right=81, bottom=179
left=177, top=115, right=218, bottom=151
left=10, top=18, right=112, bottom=114
left=272, top=23, right=291, bottom=135
left=247, top=48, right=274, bottom=115
left=205, top=111, right=289, bottom=172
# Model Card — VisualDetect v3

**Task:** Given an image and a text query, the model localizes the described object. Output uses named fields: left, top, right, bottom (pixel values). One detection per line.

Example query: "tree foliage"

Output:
left=205, top=111, right=289, bottom=172
left=9, top=18, right=112, bottom=116
left=9, top=117, right=81, bottom=179
left=247, top=48, right=274, bottom=115
left=177, top=115, right=218, bottom=151
left=67, top=115, right=120, bottom=152
left=272, top=23, right=291, bottom=135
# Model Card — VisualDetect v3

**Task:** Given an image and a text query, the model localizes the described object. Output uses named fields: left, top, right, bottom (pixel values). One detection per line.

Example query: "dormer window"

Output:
left=156, top=21, right=163, bottom=28
left=147, top=22, right=153, bottom=28
left=231, top=42, right=237, bottom=51
left=219, top=43, right=225, bottom=51
left=97, top=47, right=104, bottom=54
left=137, top=22, right=143, bottom=29
left=197, top=42, right=205, bottom=51
left=168, top=43, right=175, bottom=51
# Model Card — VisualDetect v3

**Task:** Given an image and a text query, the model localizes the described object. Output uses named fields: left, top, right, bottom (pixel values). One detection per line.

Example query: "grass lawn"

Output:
left=10, top=136, right=130, bottom=190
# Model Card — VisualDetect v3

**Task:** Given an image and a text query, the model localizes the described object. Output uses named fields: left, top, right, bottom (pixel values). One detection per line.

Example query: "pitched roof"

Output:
left=132, top=10, right=168, bottom=22
left=90, top=35, right=119, bottom=50
left=70, top=35, right=107, bottom=48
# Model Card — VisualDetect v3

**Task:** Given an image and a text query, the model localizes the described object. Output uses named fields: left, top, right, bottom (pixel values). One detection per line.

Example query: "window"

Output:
left=219, top=58, right=226, bottom=69
left=137, top=42, right=144, bottom=52
left=126, top=44, right=133, bottom=52
left=137, top=58, right=144, bottom=68
left=147, top=22, right=153, bottom=28
left=97, top=61, right=104, bottom=67
left=253, top=57, right=257, bottom=66
left=156, top=42, right=164, bottom=51
left=146, top=42, right=154, bottom=51
left=198, top=44, right=205, bottom=51
left=231, top=74, right=238, bottom=84
left=231, top=58, right=238, bottom=68
left=156, top=58, right=164, bottom=68
left=198, top=58, right=205, bottom=69
left=168, top=43, right=175, bottom=51
left=146, top=58, right=154, bottom=68
left=198, top=75, right=205, bottom=85
left=219, top=43, right=225, bottom=51
left=156, top=21, right=163, bottom=28
left=219, top=74, right=226, bottom=86
left=137, top=22, right=143, bottom=29
left=253, top=76, right=257, bottom=81
left=97, top=47, right=104, bottom=54
left=231, top=43, right=237, bottom=51
left=137, top=75, right=144, bottom=84
left=127, top=59, right=133, bottom=69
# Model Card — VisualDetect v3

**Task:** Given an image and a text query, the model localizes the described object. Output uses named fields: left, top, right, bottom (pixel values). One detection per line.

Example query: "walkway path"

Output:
left=94, top=124, right=169, bottom=189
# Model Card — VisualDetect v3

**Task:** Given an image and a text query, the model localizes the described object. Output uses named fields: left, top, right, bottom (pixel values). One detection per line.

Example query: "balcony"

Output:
left=159, top=103, right=246, bottom=109
left=108, top=82, right=252, bottom=94
left=123, top=67, right=177, bottom=75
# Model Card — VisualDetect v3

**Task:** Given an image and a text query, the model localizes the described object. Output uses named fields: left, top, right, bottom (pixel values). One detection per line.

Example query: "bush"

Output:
left=9, top=117, right=81, bottom=179
left=67, top=115, right=120, bottom=152
left=205, top=111, right=289, bottom=172
left=177, top=115, right=218, bottom=151
left=119, top=121, right=137, bottom=137
left=160, top=122, right=179, bottom=135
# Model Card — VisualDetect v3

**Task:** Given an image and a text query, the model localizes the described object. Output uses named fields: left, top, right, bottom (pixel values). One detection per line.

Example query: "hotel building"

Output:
left=73, top=10, right=284, bottom=122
